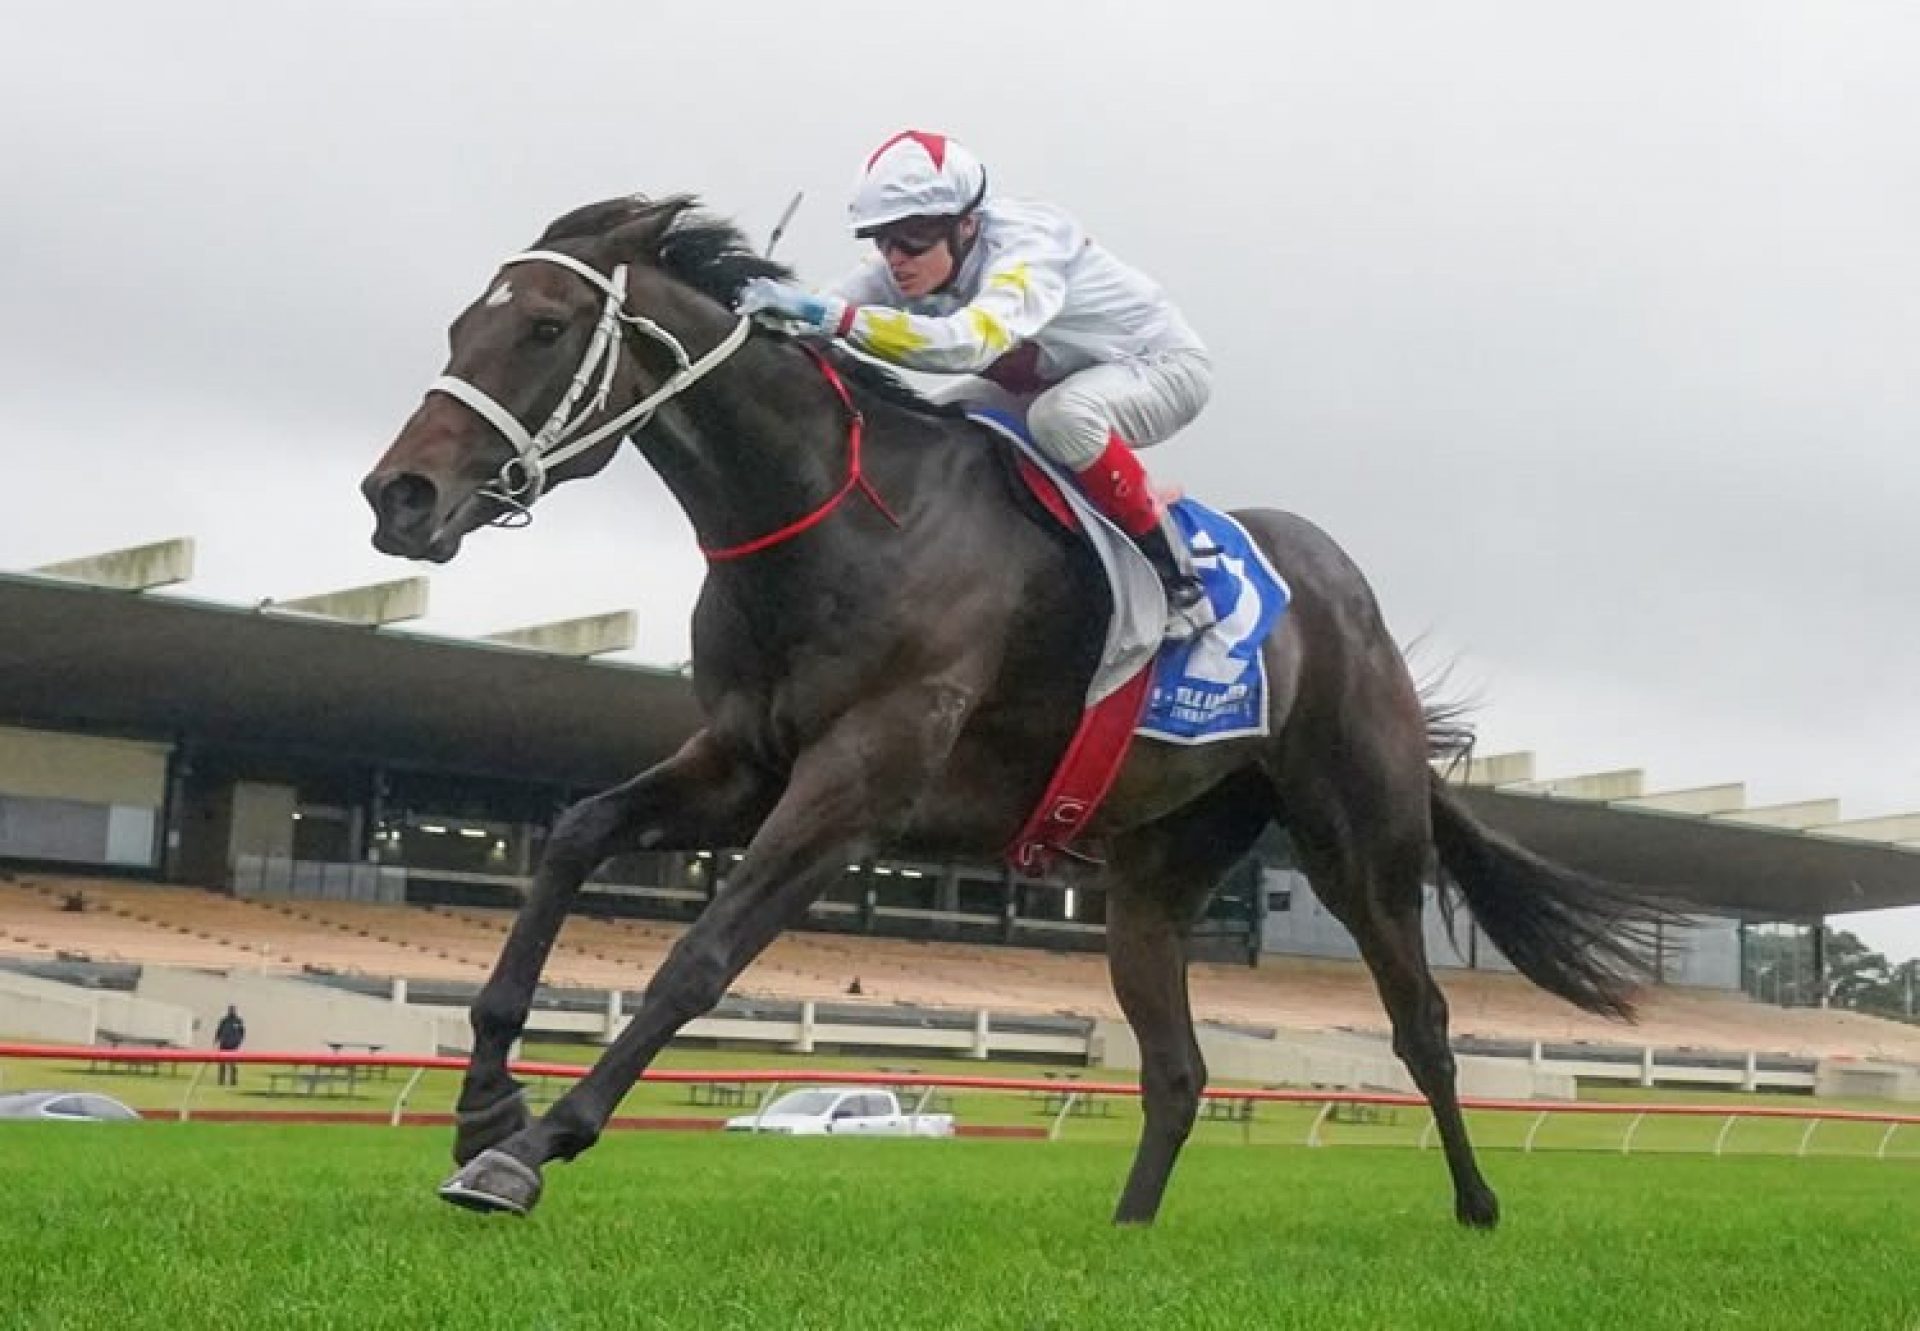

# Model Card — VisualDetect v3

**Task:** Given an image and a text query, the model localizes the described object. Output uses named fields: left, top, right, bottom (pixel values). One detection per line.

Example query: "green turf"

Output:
left=2, top=1124, right=1915, bottom=1330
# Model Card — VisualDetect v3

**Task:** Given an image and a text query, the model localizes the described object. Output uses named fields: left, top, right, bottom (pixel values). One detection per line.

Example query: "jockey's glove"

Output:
left=736, top=277, right=848, bottom=336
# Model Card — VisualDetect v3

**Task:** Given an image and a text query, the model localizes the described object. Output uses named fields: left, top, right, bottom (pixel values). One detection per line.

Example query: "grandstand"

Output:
left=7, top=873, right=1918, bottom=1067
left=5, top=552, right=1920, bottom=1086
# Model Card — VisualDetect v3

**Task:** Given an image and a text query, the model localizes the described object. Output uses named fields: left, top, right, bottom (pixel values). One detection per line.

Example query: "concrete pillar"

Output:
left=1640, top=1045, right=1655, bottom=1088
left=160, top=743, right=191, bottom=884
left=390, top=977, right=408, bottom=1006
left=367, top=769, right=388, bottom=865
left=793, top=1000, right=816, bottom=1055
left=1530, top=1040, right=1544, bottom=1073
left=604, top=989, right=625, bottom=1041
left=970, top=1008, right=991, bottom=1060
left=1742, top=1050, right=1758, bottom=1093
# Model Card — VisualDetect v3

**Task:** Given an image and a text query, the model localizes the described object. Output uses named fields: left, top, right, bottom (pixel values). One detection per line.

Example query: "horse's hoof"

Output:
left=438, top=1149, right=543, bottom=1217
left=1455, top=1189, right=1500, bottom=1231
left=452, top=1090, right=531, bottom=1166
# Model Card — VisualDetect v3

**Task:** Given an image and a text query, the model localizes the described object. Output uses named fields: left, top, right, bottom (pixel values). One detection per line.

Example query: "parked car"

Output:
left=0, top=1091, right=142, bottom=1122
left=724, top=1087, right=954, bottom=1137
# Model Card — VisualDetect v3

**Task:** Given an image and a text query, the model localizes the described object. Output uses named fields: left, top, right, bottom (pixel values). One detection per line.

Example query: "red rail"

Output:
left=3, top=1043, right=1916, bottom=1141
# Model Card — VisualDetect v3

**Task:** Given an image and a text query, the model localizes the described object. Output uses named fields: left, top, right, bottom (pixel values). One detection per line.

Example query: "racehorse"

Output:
left=362, top=195, right=1676, bottom=1226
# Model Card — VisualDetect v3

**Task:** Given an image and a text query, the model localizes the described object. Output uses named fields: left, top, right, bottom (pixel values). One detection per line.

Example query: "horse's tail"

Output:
left=1426, top=772, right=1686, bottom=1020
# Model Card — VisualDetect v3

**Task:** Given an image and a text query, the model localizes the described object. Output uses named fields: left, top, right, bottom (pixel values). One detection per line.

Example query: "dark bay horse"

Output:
left=362, top=196, right=1674, bottom=1227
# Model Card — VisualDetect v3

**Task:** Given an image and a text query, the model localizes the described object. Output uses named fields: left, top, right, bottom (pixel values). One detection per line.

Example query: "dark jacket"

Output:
left=214, top=1013, right=246, bottom=1051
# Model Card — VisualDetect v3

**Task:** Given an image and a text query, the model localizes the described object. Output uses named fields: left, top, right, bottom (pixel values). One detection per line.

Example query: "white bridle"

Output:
left=426, top=248, right=752, bottom=523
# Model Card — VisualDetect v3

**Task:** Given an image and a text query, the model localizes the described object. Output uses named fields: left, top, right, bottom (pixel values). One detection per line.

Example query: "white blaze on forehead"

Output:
left=485, top=280, right=514, bottom=308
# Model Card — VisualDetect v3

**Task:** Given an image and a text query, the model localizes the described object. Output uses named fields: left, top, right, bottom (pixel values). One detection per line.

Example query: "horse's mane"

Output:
left=537, top=195, right=959, bottom=419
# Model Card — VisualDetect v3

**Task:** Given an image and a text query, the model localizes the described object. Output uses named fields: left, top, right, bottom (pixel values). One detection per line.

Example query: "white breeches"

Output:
left=935, top=348, right=1214, bottom=470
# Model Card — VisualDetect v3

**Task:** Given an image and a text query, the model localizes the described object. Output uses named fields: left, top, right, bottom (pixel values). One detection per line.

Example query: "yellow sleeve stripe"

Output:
left=967, top=306, right=1013, bottom=354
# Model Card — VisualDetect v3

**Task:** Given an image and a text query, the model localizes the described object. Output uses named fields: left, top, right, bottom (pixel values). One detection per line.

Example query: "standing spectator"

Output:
left=214, top=1005, right=246, bottom=1087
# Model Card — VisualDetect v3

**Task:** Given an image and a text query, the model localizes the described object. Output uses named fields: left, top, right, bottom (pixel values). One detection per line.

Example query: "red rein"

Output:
left=699, top=347, right=900, bottom=562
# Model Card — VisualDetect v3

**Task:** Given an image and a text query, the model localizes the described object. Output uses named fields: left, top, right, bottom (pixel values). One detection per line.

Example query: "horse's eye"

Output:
left=529, top=318, right=566, bottom=345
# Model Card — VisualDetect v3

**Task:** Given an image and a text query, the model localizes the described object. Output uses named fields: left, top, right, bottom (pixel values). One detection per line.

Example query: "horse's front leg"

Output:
left=439, top=682, right=972, bottom=1214
left=453, top=729, right=774, bottom=1165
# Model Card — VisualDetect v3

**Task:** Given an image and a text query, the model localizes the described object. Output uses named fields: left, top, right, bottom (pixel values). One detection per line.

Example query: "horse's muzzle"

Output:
left=363, top=470, right=447, bottom=560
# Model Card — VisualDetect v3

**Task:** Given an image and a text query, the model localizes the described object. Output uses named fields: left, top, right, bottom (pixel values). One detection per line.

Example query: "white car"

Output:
left=724, top=1087, right=954, bottom=1137
left=0, top=1091, right=143, bottom=1122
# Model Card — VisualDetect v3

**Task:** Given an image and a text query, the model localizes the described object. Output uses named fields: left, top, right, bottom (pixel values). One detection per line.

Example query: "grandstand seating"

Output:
left=4, top=874, right=1918, bottom=1064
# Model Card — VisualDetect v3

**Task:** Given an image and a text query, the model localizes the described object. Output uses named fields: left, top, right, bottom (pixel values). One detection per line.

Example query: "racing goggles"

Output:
left=868, top=218, right=952, bottom=258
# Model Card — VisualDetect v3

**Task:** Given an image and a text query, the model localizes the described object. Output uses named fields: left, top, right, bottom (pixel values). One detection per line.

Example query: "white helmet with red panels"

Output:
left=848, top=130, right=989, bottom=235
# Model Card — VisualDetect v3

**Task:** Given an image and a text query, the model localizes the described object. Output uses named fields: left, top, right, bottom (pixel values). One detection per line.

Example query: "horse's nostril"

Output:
left=377, top=473, right=438, bottom=527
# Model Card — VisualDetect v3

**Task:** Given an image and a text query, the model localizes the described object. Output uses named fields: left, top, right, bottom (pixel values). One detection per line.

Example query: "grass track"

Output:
left=3, top=1123, right=1916, bottom=1330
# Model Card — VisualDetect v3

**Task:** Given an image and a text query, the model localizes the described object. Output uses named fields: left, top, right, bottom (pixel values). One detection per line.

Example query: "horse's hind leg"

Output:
left=1106, top=770, right=1273, bottom=1226
left=1279, top=754, right=1500, bottom=1229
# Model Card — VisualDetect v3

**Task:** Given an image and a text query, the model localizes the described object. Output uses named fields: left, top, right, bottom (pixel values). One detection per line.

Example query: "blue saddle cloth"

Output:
left=965, top=410, right=1291, bottom=745
left=1139, top=499, right=1291, bottom=744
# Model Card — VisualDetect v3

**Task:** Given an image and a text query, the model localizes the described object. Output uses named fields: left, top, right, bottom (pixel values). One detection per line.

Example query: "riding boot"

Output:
left=1071, top=431, right=1212, bottom=636
left=1134, top=519, right=1210, bottom=621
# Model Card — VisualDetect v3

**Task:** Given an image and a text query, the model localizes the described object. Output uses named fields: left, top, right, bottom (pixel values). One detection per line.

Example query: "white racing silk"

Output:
left=830, top=197, right=1205, bottom=382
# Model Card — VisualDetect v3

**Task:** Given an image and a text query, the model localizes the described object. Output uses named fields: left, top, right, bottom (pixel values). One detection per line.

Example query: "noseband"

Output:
left=426, top=249, right=751, bottom=524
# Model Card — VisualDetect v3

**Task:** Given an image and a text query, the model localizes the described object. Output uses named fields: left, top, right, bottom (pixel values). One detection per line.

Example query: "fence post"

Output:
left=1713, top=1115, right=1738, bottom=1157
left=793, top=1001, right=815, bottom=1055
left=1796, top=1118, right=1821, bottom=1158
left=971, top=1009, right=991, bottom=1060
left=391, top=977, right=408, bottom=1007
left=750, top=1082, right=782, bottom=1133
left=1048, top=1093, right=1080, bottom=1142
left=1741, top=1050, right=1757, bottom=1093
left=1876, top=1122, right=1900, bottom=1160
left=1640, top=1046, right=1655, bottom=1088
left=178, top=1060, right=209, bottom=1123
left=1305, top=1100, right=1335, bottom=1148
left=604, top=989, right=625, bottom=1042
left=390, top=1068, right=427, bottom=1127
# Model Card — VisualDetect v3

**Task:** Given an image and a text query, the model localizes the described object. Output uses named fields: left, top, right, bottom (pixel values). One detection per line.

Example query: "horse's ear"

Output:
left=603, top=197, right=695, bottom=266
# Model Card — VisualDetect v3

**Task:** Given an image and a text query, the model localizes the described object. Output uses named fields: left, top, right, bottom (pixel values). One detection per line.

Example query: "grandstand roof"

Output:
left=0, top=571, right=699, bottom=785
left=1455, top=787, right=1920, bottom=922
left=6, top=569, right=1919, bottom=921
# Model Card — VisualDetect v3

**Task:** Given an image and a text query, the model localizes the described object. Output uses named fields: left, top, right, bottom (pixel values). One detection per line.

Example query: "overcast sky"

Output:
left=3, top=2, right=1916, bottom=962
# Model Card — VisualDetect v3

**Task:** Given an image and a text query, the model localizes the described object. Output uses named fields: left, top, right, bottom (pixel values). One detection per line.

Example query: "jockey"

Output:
left=737, top=130, right=1212, bottom=616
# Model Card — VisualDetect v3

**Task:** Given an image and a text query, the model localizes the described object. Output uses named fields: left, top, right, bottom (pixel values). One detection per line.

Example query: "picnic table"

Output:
left=685, top=1080, right=750, bottom=1108
left=1032, top=1073, right=1112, bottom=1119
left=326, top=1040, right=389, bottom=1080
left=1198, top=1096, right=1255, bottom=1124
left=876, top=1066, right=953, bottom=1115
left=266, top=1063, right=361, bottom=1098
left=1328, top=1099, right=1402, bottom=1127
left=87, top=1033, right=176, bottom=1077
